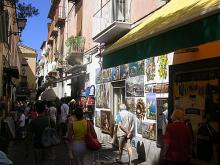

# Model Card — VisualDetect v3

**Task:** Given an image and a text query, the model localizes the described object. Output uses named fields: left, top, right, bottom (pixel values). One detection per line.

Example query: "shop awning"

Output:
left=103, top=0, right=220, bottom=68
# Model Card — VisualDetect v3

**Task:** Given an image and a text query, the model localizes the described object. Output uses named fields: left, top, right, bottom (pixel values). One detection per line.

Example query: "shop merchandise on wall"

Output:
left=145, top=57, right=156, bottom=82
left=135, top=97, right=146, bottom=120
left=126, top=98, right=136, bottom=113
left=120, top=64, right=129, bottom=79
left=100, top=110, right=112, bottom=134
left=111, top=66, right=120, bottom=81
left=142, top=120, right=156, bottom=140
left=95, top=110, right=101, bottom=128
left=96, top=68, right=102, bottom=84
left=102, top=68, right=112, bottom=83
left=137, top=118, right=142, bottom=135
left=129, top=60, right=145, bottom=77
left=95, top=83, right=110, bottom=109
left=126, top=75, right=144, bottom=97
left=146, top=93, right=157, bottom=120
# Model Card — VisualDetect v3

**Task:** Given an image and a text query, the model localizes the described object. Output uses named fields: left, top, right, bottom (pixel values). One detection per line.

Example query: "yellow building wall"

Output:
left=26, top=55, right=36, bottom=90
left=173, top=40, right=220, bottom=64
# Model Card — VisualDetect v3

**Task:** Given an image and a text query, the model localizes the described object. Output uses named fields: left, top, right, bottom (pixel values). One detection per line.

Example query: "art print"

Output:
left=126, top=98, right=136, bottom=113
left=95, top=110, right=101, bottom=127
left=137, top=118, right=142, bottom=135
left=102, top=68, right=112, bottom=83
left=135, top=98, right=146, bottom=120
left=146, top=93, right=157, bottom=120
left=126, top=75, right=144, bottom=97
left=142, top=121, right=156, bottom=140
left=111, top=66, right=120, bottom=81
left=129, top=60, right=145, bottom=77
left=120, top=64, right=129, bottom=79
left=100, top=110, right=112, bottom=134
left=145, top=57, right=156, bottom=82
left=95, top=68, right=102, bottom=84
left=95, top=83, right=110, bottom=108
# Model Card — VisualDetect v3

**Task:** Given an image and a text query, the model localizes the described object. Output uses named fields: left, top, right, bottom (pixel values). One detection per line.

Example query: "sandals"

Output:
left=115, top=158, right=123, bottom=164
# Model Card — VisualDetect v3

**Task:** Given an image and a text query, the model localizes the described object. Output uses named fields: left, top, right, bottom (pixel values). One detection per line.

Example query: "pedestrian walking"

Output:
left=68, top=108, right=93, bottom=165
left=48, top=102, right=57, bottom=125
left=17, top=109, right=26, bottom=139
left=26, top=101, right=56, bottom=165
left=161, top=109, right=192, bottom=165
left=116, top=104, right=135, bottom=165
left=60, top=99, right=69, bottom=137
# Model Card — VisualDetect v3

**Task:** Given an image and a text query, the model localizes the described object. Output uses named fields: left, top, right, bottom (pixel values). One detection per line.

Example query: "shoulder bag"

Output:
left=85, top=120, right=101, bottom=150
left=41, top=117, right=60, bottom=147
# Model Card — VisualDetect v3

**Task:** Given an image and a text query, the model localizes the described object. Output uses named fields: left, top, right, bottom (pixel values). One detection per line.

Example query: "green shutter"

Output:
left=0, top=11, right=9, bottom=43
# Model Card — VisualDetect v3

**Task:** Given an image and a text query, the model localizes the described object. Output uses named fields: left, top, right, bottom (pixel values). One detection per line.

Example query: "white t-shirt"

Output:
left=19, top=113, right=26, bottom=127
left=60, top=103, right=69, bottom=123
left=49, top=106, right=57, bottom=122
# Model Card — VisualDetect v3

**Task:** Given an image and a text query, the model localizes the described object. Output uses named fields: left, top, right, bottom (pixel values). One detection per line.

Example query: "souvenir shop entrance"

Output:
left=169, top=57, right=220, bottom=164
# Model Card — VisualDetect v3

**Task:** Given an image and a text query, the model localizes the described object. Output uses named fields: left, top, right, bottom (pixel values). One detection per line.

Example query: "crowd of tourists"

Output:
left=0, top=97, right=99, bottom=165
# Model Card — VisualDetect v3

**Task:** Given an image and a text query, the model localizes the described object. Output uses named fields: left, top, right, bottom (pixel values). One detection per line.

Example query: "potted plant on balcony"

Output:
left=65, top=36, right=75, bottom=53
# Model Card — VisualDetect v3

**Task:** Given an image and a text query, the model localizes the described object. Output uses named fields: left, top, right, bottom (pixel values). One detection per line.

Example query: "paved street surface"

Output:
left=7, top=140, right=148, bottom=165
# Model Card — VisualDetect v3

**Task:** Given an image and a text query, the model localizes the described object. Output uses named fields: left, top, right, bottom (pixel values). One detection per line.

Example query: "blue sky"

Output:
left=20, top=0, right=50, bottom=61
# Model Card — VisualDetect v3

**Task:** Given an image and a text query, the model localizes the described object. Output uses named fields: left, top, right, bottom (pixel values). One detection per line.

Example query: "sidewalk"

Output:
left=7, top=140, right=148, bottom=165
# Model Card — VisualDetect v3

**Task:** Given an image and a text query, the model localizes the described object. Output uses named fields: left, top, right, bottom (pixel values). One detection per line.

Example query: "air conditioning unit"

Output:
left=0, top=11, right=9, bottom=43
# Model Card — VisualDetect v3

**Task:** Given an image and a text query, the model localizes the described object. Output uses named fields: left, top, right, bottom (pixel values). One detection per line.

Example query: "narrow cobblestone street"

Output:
left=7, top=140, right=148, bottom=165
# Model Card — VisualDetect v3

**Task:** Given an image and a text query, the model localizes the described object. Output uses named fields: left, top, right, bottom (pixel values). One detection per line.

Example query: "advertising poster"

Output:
left=142, top=120, right=156, bottom=140
left=126, top=75, right=144, bottom=97
left=120, top=64, right=129, bottom=79
left=129, top=60, right=145, bottom=77
left=100, top=110, right=112, bottom=134
left=146, top=93, right=157, bottom=120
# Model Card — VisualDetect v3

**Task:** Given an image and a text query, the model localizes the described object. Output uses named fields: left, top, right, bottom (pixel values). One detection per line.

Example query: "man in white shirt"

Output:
left=60, top=99, right=69, bottom=137
left=18, top=110, right=26, bottom=139
left=49, top=102, right=57, bottom=125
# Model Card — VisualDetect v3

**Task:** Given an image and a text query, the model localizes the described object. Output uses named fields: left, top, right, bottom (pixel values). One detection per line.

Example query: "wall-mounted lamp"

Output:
left=8, top=18, right=27, bottom=36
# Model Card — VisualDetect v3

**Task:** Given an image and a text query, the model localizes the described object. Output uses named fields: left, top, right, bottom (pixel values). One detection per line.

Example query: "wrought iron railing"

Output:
left=93, top=0, right=130, bottom=37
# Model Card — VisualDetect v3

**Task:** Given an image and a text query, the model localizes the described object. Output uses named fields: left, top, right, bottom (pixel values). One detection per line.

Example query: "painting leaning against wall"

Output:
left=100, top=110, right=112, bottom=134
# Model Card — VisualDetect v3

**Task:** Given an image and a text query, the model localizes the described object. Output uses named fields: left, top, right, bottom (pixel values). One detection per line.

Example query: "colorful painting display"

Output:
left=95, top=83, right=110, bottom=109
left=126, top=98, right=136, bottom=113
left=146, top=93, right=157, bottom=120
left=120, top=64, right=129, bottom=79
left=135, top=98, right=146, bottom=120
left=95, top=110, right=101, bottom=127
left=129, top=60, right=145, bottom=77
left=100, top=110, right=112, bottom=134
left=142, top=121, right=156, bottom=140
left=102, top=68, right=112, bottom=83
left=126, top=75, right=144, bottom=97
left=111, top=66, right=120, bottom=81
left=95, top=68, right=102, bottom=84
left=145, top=57, right=156, bottom=82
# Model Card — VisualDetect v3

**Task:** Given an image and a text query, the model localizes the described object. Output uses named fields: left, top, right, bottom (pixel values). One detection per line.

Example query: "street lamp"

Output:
left=8, top=18, right=27, bottom=36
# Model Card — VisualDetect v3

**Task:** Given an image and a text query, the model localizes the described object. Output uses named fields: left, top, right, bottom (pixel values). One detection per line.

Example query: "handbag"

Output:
left=85, top=120, right=101, bottom=150
left=41, top=117, right=60, bottom=147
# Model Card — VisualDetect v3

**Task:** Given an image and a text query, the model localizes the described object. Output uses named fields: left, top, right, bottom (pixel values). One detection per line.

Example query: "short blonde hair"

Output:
left=171, top=109, right=184, bottom=121
left=119, top=104, right=126, bottom=110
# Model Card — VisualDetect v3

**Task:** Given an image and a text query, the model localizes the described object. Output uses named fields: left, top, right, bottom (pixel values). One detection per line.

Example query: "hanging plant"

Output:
left=65, top=36, right=75, bottom=52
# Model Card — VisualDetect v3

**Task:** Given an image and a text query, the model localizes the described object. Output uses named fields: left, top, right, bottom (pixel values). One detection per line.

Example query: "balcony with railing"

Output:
left=65, top=36, right=85, bottom=66
left=93, top=0, right=131, bottom=43
left=54, top=5, right=66, bottom=27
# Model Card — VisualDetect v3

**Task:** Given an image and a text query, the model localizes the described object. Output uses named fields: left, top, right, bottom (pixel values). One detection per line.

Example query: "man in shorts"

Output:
left=116, top=104, right=135, bottom=165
